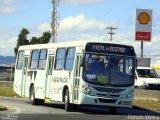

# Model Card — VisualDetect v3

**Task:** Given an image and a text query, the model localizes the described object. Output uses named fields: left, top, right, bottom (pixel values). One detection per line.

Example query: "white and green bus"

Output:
left=14, top=40, right=136, bottom=113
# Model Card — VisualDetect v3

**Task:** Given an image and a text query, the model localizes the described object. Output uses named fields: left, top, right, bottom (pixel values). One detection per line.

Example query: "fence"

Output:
left=0, top=72, right=14, bottom=81
left=0, top=64, right=14, bottom=81
left=0, top=81, right=13, bottom=87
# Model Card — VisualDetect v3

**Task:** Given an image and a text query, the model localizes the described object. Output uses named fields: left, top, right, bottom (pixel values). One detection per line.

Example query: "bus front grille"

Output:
left=98, top=98, right=117, bottom=103
left=93, top=86, right=125, bottom=93
left=96, top=93, right=120, bottom=98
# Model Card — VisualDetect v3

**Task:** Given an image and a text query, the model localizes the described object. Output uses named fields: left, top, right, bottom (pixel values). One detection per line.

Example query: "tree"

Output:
left=14, top=28, right=29, bottom=57
left=30, top=37, right=40, bottom=44
left=39, top=31, right=51, bottom=44
left=14, top=28, right=51, bottom=57
left=30, top=31, right=51, bottom=44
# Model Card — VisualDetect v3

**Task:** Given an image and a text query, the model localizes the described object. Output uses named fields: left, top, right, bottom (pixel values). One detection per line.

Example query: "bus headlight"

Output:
left=80, top=84, right=95, bottom=96
left=121, top=90, right=133, bottom=99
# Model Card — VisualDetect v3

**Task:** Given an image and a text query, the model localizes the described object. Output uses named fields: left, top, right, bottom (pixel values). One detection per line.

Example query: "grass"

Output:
left=0, top=84, right=18, bottom=111
left=0, top=85, right=19, bottom=97
left=134, top=99, right=160, bottom=112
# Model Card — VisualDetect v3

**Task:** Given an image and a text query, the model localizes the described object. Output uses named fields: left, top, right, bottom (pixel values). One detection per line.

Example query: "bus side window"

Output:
left=65, top=48, right=75, bottom=70
left=38, top=49, right=47, bottom=70
left=16, top=51, right=24, bottom=69
left=55, top=48, right=66, bottom=70
left=30, top=50, right=39, bottom=70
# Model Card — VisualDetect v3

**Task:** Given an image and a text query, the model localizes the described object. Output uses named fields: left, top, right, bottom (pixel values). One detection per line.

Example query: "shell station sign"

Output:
left=135, top=9, right=152, bottom=42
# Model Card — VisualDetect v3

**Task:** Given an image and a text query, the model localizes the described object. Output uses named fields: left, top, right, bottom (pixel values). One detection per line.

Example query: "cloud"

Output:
left=61, top=0, right=106, bottom=5
left=0, top=0, right=18, bottom=5
left=0, top=14, right=160, bottom=65
left=0, top=26, right=33, bottom=56
left=0, top=34, right=17, bottom=56
left=60, top=15, right=105, bottom=32
left=37, top=23, right=51, bottom=32
left=0, top=7, right=16, bottom=14
left=0, top=0, right=29, bottom=5
left=0, top=0, right=17, bottom=15
left=58, top=14, right=116, bottom=41
left=0, top=0, right=33, bottom=15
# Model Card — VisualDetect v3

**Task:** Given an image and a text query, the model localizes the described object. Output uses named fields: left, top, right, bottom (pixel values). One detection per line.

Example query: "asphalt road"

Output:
left=0, top=97, right=159, bottom=120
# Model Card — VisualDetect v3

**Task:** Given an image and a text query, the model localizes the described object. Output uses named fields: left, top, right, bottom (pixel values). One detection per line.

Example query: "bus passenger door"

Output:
left=73, top=54, right=81, bottom=102
left=45, top=55, right=54, bottom=98
left=22, top=56, right=28, bottom=96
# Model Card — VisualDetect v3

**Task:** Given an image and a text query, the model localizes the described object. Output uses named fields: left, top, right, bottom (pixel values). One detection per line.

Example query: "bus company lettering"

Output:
left=92, top=45, right=105, bottom=51
left=110, top=47, right=126, bottom=53
left=92, top=45, right=126, bottom=53
left=53, top=77, right=68, bottom=83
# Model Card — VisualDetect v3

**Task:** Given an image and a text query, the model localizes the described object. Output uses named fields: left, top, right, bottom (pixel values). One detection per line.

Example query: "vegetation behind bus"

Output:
left=14, top=28, right=51, bottom=57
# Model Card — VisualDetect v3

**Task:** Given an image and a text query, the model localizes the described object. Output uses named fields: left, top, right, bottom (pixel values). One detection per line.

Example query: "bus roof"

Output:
left=18, top=40, right=134, bottom=51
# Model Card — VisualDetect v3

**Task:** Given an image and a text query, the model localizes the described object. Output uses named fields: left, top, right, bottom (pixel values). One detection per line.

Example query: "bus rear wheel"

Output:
left=64, top=89, right=72, bottom=111
left=30, top=86, right=44, bottom=105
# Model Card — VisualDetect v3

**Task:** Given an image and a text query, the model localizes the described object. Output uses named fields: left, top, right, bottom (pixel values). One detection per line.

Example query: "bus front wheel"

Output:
left=64, top=89, right=72, bottom=111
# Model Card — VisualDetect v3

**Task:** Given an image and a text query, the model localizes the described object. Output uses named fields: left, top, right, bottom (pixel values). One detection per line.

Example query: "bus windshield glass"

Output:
left=137, top=69, right=158, bottom=78
left=82, top=53, right=135, bottom=87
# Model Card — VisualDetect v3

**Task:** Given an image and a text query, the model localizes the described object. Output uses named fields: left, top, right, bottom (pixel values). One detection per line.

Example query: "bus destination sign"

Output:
left=85, top=43, right=135, bottom=56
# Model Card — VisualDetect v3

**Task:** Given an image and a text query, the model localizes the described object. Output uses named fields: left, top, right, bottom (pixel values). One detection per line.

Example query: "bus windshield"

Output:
left=82, top=53, right=135, bottom=87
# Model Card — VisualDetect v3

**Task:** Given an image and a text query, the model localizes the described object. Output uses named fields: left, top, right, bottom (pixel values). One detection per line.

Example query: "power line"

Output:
left=117, top=27, right=160, bottom=32
left=105, top=26, right=117, bottom=41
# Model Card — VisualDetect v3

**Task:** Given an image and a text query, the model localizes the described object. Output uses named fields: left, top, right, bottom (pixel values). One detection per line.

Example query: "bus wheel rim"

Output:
left=65, top=94, right=67, bottom=103
left=31, top=92, right=34, bottom=101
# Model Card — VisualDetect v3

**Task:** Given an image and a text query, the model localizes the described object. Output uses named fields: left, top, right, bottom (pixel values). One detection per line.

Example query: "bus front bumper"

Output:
left=78, top=92, right=133, bottom=108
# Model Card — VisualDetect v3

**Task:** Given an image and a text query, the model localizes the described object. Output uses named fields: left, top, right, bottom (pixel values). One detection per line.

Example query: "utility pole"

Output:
left=105, top=26, right=117, bottom=41
left=50, top=0, right=59, bottom=43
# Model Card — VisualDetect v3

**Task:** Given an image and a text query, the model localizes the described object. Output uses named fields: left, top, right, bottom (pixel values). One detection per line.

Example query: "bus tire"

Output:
left=72, top=104, right=78, bottom=111
left=30, top=86, right=44, bottom=105
left=64, top=89, right=72, bottom=111
left=109, top=107, right=117, bottom=114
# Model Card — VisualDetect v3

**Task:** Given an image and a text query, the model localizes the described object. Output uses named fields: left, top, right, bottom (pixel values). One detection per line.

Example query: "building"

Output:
left=0, top=64, right=15, bottom=81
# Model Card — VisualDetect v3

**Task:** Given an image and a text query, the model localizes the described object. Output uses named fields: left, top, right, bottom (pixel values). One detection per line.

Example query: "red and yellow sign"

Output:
left=138, top=12, right=150, bottom=25
left=135, top=9, right=152, bottom=42
left=135, top=31, right=151, bottom=41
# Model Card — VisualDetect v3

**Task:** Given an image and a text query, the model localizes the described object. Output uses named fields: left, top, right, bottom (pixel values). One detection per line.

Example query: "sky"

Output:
left=0, top=0, right=160, bottom=65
